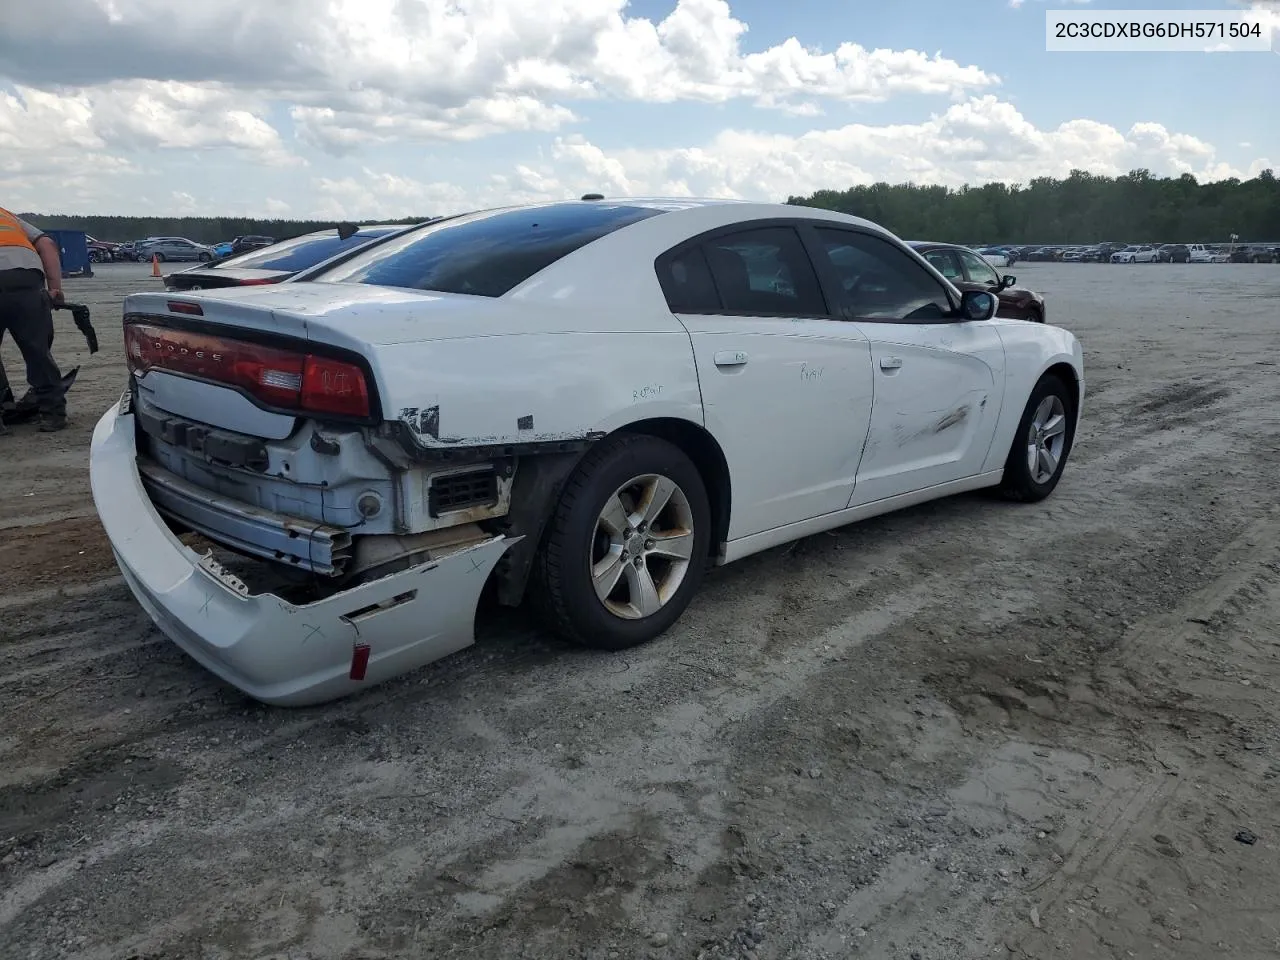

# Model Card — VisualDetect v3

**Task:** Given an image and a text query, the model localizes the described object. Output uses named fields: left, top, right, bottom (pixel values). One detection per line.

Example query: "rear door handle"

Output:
left=879, top=356, right=902, bottom=371
left=714, top=350, right=749, bottom=367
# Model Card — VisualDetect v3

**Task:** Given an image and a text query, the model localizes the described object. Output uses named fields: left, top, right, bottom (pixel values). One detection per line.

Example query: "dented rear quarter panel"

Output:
left=368, top=327, right=705, bottom=448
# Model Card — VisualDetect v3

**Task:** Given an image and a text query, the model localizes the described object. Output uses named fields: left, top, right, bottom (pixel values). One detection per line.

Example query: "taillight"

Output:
left=236, top=278, right=281, bottom=286
left=124, top=322, right=371, bottom=419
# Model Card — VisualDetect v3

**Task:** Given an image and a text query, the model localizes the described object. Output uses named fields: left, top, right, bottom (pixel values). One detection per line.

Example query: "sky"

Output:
left=0, top=0, right=1276, bottom=219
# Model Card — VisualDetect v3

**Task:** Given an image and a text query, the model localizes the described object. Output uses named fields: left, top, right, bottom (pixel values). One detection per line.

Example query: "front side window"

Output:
left=312, top=202, right=667, bottom=298
left=957, top=249, right=1001, bottom=286
left=815, top=229, right=952, bottom=321
left=699, top=226, right=827, bottom=316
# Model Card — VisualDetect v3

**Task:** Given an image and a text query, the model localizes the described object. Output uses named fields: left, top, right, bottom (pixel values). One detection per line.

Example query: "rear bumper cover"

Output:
left=89, top=399, right=516, bottom=706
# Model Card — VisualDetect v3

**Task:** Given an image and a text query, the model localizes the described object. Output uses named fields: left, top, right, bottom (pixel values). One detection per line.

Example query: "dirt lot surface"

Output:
left=3, top=261, right=1280, bottom=960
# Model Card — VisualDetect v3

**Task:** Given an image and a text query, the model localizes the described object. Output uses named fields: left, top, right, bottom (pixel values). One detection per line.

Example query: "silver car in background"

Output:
left=136, top=237, right=216, bottom=263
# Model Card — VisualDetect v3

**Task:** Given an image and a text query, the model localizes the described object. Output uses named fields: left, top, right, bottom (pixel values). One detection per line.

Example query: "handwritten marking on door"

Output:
left=800, top=363, right=824, bottom=382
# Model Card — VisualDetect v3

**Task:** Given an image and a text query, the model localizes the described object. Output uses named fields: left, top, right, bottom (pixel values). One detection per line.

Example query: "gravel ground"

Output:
left=2, top=260, right=1280, bottom=960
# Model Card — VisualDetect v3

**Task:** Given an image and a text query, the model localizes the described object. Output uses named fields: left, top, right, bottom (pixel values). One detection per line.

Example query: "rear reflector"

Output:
left=350, top=643, right=371, bottom=681
left=237, top=278, right=281, bottom=285
left=124, top=322, right=372, bottom=419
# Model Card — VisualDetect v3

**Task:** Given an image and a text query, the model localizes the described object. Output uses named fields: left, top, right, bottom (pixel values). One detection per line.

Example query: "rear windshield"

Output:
left=220, top=228, right=404, bottom=272
left=310, top=202, right=667, bottom=297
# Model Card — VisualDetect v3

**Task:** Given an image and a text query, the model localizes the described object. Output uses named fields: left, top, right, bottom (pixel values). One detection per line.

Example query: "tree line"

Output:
left=19, top=167, right=1280, bottom=245
left=787, top=168, right=1280, bottom=244
left=15, top=214, right=435, bottom=245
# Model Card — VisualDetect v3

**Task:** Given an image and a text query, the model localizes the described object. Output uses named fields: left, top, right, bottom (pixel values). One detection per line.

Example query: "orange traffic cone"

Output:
left=151, top=254, right=161, bottom=278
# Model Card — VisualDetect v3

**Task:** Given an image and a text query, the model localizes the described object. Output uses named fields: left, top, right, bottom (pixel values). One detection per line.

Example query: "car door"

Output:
left=659, top=222, right=876, bottom=540
left=955, top=248, right=1019, bottom=317
left=802, top=225, right=1007, bottom=507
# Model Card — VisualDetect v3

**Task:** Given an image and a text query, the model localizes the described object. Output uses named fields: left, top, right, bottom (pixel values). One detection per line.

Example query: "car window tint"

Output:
left=700, top=226, right=826, bottom=316
left=657, top=245, right=721, bottom=313
left=223, top=229, right=400, bottom=272
left=958, top=250, right=1001, bottom=285
left=923, top=250, right=961, bottom=280
left=313, top=203, right=668, bottom=297
left=815, top=229, right=951, bottom=321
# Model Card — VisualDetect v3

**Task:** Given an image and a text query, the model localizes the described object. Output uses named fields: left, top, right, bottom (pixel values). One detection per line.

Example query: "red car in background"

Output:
left=908, top=241, right=1048, bottom=323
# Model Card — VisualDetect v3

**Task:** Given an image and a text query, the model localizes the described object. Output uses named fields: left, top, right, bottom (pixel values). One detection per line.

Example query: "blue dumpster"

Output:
left=45, top=229, right=94, bottom=279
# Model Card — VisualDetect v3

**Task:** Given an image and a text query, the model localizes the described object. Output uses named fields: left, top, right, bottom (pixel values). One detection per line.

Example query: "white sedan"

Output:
left=90, top=198, right=1085, bottom=705
left=1110, top=244, right=1158, bottom=263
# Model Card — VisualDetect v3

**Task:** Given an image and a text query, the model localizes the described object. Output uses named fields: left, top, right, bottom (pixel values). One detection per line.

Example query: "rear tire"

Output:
left=997, top=374, right=1076, bottom=503
left=531, top=433, right=711, bottom=651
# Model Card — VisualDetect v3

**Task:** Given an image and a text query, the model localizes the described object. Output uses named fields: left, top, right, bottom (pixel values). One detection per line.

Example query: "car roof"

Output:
left=905, top=240, right=964, bottom=250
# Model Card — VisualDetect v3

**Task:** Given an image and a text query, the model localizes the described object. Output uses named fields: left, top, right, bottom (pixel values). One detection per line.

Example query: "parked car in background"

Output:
left=1229, top=244, right=1277, bottom=263
left=91, top=197, right=1084, bottom=705
left=1024, top=247, right=1061, bottom=262
left=135, top=237, right=217, bottom=263
left=1188, top=243, right=1229, bottom=263
left=1111, top=245, right=1158, bottom=263
left=1157, top=243, right=1190, bottom=263
left=976, top=247, right=1012, bottom=267
left=164, top=223, right=416, bottom=291
left=212, top=241, right=234, bottom=258
left=909, top=241, right=1048, bottom=322
left=86, top=236, right=123, bottom=262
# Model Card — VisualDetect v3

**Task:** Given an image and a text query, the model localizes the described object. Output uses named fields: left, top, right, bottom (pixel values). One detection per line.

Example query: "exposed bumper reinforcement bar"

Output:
left=137, top=457, right=352, bottom=576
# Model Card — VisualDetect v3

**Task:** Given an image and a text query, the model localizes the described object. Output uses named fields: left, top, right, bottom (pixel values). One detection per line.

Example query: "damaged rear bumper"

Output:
left=89, top=399, right=516, bottom=707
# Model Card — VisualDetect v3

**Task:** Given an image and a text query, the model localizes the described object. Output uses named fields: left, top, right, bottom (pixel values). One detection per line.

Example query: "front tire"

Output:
left=997, top=374, right=1076, bottom=502
left=532, top=433, right=711, bottom=651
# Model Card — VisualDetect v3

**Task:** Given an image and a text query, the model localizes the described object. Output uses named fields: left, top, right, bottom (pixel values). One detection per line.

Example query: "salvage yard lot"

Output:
left=2, top=262, right=1280, bottom=960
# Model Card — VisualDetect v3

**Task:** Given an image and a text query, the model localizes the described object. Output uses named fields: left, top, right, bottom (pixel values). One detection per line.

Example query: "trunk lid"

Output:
left=165, top=267, right=290, bottom=291
left=124, top=282, right=530, bottom=350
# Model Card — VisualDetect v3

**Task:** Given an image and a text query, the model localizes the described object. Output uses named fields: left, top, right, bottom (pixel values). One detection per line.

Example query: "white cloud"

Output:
left=298, top=96, right=1264, bottom=220
left=0, top=0, right=999, bottom=155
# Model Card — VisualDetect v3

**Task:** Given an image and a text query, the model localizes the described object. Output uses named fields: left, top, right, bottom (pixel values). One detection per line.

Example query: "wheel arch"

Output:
left=615, top=416, right=732, bottom=558
left=490, top=415, right=732, bottom=607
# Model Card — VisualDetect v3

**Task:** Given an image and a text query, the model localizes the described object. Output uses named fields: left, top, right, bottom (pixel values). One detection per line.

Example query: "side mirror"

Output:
left=1001, top=275, right=1016, bottom=289
left=959, top=290, right=997, bottom=322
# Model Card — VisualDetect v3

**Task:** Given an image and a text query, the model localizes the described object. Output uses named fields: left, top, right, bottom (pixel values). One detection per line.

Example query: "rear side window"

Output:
left=224, top=230, right=400, bottom=272
left=657, top=246, right=721, bottom=313
left=698, top=226, right=827, bottom=316
left=312, top=203, right=667, bottom=297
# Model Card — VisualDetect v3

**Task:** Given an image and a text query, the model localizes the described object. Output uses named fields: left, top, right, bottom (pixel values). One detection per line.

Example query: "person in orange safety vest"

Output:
left=0, top=206, right=67, bottom=433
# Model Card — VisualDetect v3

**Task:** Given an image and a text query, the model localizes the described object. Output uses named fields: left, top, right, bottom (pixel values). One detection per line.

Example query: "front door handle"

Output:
left=714, top=350, right=749, bottom=367
left=879, top=356, right=902, bottom=371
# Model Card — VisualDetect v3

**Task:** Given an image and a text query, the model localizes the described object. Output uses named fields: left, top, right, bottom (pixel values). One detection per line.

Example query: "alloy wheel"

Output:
left=590, top=474, right=695, bottom=619
left=1027, top=395, right=1068, bottom=484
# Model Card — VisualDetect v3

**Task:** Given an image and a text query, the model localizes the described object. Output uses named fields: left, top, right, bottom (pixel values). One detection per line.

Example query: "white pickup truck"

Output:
left=1188, top=244, right=1229, bottom=263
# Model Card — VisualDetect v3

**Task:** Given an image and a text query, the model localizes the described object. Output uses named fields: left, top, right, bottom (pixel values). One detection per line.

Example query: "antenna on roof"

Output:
left=580, top=193, right=604, bottom=201
left=336, top=222, right=358, bottom=240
